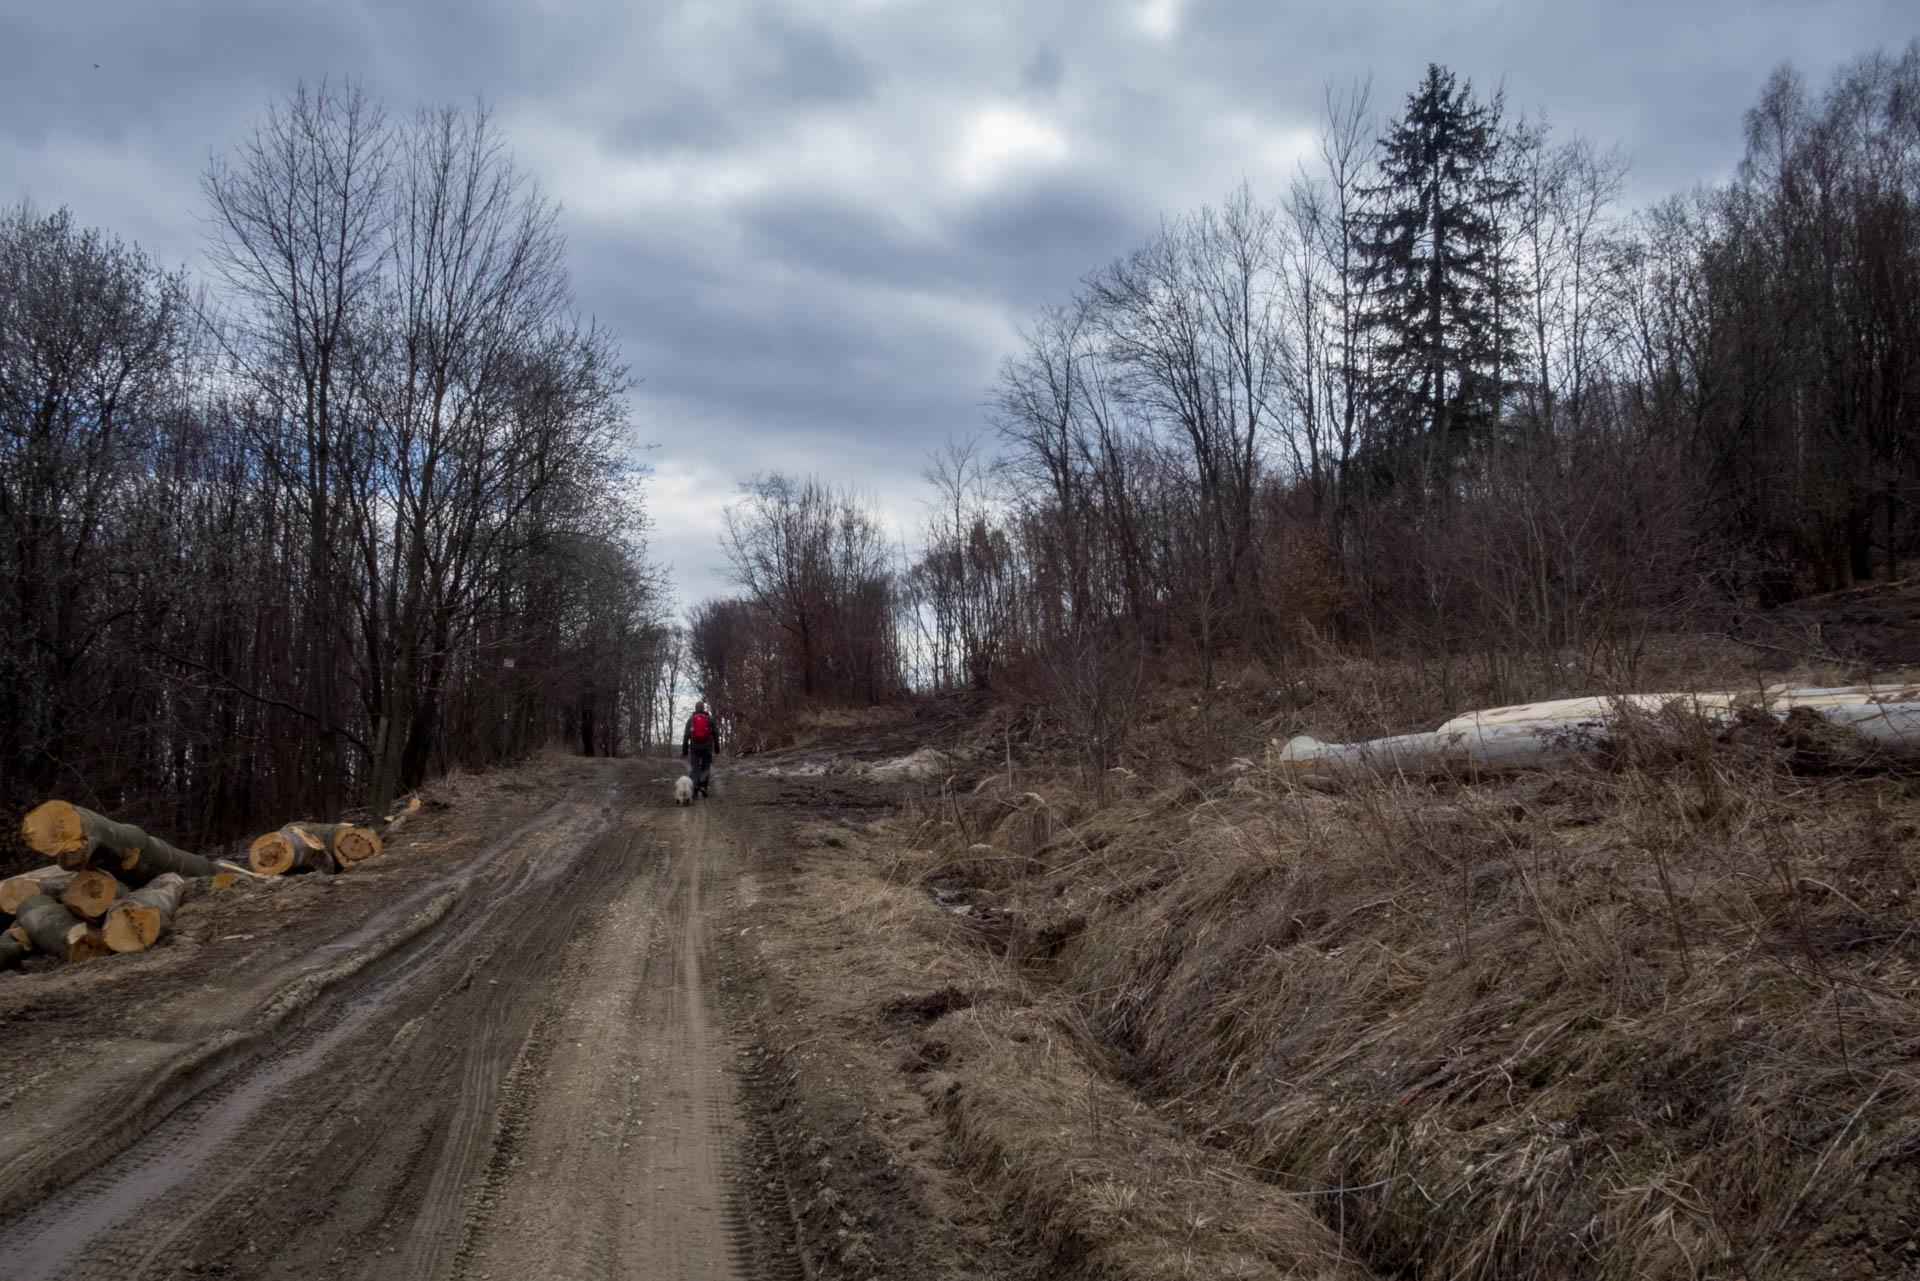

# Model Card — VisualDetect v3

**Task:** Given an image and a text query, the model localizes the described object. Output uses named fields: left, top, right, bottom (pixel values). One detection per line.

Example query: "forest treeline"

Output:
left=8, top=46, right=1918, bottom=828
left=701, top=44, right=1920, bottom=754
left=1, top=80, right=677, bottom=847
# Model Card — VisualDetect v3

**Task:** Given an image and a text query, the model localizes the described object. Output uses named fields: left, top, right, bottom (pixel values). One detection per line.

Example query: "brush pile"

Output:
left=2, top=798, right=410, bottom=971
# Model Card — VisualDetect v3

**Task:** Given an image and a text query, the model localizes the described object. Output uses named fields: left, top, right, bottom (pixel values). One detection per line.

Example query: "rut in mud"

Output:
left=0, top=767, right=796, bottom=1281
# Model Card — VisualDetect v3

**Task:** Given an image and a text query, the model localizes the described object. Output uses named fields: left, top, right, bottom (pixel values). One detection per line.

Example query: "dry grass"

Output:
left=756, top=813, right=1404, bottom=1279
left=927, top=1002, right=1370, bottom=1280
left=900, top=705, right=1920, bottom=1279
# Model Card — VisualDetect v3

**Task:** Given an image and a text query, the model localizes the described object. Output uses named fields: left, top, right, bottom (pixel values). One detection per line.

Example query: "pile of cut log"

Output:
left=246, top=821, right=383, bottom=877
left=3, top=796, right=415, bottom=972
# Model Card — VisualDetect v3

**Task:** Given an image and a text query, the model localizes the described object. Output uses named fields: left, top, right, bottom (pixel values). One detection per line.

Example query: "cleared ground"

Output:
left=0, top=752, right=977, bottom=1280
left=12, top=687, right=1909, bottom=1281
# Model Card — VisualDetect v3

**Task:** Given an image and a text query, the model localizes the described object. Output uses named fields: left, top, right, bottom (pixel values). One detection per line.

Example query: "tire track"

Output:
left=0, top=769, right=801, bottom=1281
left=0, top=782, right=621, bottom=1281
left=455, top=797, right=765, bottom=1280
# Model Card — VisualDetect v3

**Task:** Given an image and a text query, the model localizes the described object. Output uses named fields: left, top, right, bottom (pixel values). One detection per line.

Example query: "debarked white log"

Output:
left=1273, top=684, right=1920, bottom=781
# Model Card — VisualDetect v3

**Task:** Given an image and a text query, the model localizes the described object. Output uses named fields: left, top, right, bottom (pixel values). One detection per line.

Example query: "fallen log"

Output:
left=62, top=869, right=122, bottom=921
left=249, top=823, right=341, bottom=876
left=248, top=822, right=382, bottom=875
left=10, top=894, right=108, bottom=964
left=1, top=868, right=74, bottom=916
left=21, top=801, right=215, bottom=878
left=103, top=873, right=186, bottom=953
left=1, top=931, right=26, bottom=972
left=1273, top=684, right=1920, bottom=785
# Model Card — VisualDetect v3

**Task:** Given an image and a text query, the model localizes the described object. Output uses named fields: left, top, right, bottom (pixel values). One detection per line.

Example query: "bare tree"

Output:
left=720, top=473, right=900, bottom=713
left=0, top=203, right=192, bottom=802
left=202, top=77, right=393, bottom=810
left=1089, top=181, right=1292, bottom=687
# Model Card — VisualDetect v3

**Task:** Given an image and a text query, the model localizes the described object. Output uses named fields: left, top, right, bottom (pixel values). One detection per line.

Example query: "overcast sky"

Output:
left=3, top=1, right=1913, bottom=609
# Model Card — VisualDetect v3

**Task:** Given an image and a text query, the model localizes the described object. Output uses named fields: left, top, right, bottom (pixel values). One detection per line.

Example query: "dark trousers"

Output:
left=689, top=748, right=713, bottom=794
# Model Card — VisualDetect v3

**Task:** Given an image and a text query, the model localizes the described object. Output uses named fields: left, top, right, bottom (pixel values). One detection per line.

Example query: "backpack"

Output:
left=689, top=711, right=712, bottom=745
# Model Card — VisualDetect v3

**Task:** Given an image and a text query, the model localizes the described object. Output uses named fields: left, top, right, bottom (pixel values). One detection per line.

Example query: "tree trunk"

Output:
left=9, top=894, right=111, bottom=963
left=62, top=869, right=121, bottom=921
left=1, top=867, right=74, bottom=916
left=103, top=873, right=186, bottom=953
left=21, top=801, right=215, bottom=877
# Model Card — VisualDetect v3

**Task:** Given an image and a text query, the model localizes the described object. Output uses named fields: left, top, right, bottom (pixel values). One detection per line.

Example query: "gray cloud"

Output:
left=757, top=11, right=880, bottom=104
left=1022, top=45, right=1065, bottom=96
left=3, top=0, right=1914, bottom=609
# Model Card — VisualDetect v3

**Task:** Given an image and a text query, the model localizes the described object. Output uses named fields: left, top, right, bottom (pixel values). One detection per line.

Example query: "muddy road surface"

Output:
left=0, top=759, right=805, bottom=1281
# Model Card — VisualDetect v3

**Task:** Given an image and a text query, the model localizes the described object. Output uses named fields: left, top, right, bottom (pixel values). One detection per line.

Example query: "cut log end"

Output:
left=63, top=869, right=121, bottom=921
left=21, top=800, right=86, bottom=858
left=335, top=826, right=383, bottom=866
left=103, top=874, right=185, bottom=953
left=103, top=904, right=162, bottom=952
left=249, top=832, right=297, bottom=877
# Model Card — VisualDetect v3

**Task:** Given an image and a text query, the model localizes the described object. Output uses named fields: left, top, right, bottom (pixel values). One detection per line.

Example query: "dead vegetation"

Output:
left=867, top=692, right=1920, bottom=1279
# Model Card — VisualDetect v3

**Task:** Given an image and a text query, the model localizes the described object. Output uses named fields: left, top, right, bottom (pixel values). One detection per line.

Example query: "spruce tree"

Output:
left=1360, top=64, right=1519, bottom=491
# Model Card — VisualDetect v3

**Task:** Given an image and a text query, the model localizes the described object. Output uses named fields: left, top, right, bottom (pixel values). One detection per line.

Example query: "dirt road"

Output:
left=0, top=760, right=797, bottom=1280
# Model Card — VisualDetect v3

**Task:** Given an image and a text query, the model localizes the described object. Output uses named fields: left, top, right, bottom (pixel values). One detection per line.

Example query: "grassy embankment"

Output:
left=781, top=655, right=1920, bottom=1279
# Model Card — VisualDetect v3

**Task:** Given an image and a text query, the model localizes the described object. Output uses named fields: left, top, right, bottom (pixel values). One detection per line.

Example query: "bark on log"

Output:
left=21, top=801, right=215, bottom=877
left=103, top=873, right=185, bottom=953
left=1, top=931, right=26, bottom=972
left=62, top=869, right=122, bottom=921
left=11, top=894, right=107, bottom=964
left=1, top=868, right=74, bottom=916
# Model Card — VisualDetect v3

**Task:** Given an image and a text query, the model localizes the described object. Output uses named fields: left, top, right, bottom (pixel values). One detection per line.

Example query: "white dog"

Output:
left=674, top=775, right=694, bottom=805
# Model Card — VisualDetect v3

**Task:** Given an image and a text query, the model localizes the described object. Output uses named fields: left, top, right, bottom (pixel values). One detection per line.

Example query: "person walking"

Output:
left=681, top=701, right=717, bottom=798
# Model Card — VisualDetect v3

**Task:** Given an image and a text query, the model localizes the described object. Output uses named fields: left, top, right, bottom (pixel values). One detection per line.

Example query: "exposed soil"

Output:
left=0, top=740, right=1027, bottom=1281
